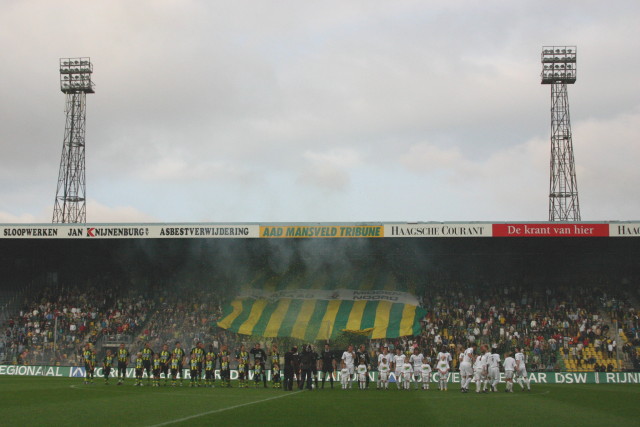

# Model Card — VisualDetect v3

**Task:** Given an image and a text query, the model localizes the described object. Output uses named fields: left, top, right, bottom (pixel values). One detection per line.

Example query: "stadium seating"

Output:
left=2, top=278, right=638, bottom=372
left=1, top=285, right=152, bottom=365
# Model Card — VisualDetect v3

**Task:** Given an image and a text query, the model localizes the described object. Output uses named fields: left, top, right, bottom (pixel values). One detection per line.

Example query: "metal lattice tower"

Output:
left=52, top=58, right=94, bottom=224
left=541, top=46, right=580, bottom=221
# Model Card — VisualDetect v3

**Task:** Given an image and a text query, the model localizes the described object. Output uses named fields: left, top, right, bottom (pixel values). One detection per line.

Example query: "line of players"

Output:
left=81, top=341, right=532, bottom=393
left=339, top=344, right=531, bottom=393
left=82, top=341, right=355, bottom=391
left=81, top=341, right=279, bottom=388
left=339, top=344, right=437, bottom=391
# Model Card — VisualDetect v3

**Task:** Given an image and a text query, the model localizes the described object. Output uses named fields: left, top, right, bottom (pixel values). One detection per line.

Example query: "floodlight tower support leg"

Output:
left=52, top=92, right=87, bottom=224
left=548, top=82, right=580, bottom=221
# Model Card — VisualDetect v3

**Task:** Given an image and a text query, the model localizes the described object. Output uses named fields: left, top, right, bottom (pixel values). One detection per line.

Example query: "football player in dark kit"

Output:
left=356, top=344, right=371, bottom=388
left=300, top=344, right=316, bottom=390
left=152, top=353, right=161, bottom=387
left=116, top=343, right=129, bottom=385
left=320, top=343, right=336, bottom=389
left=250, top=343, right=268, bottom=388
left=218, top=344, right=230, bottom=361
left=159, top=344, right=171, bottom=386
left=191, top=342, right=205, bottom=386
left=103, top=349, right=114, bottom=385
left=134, top=352, right=144, bottom=386
left=172, top=341, right=186, bottom=386
left=204, top=353, right=215, bottom=387
left=205, top=344, right=217, bottom=387
left=141, top=342, right=154, bottom=385
left=220, top=355, right=231, bottom=387
left=82, top=343, right=95, bottom=384
left=283, top=346, right=297, bottom=391
left=170, top=354, right=180, bottom=386
left=236, top=345, right=250, bottom=388
left=270, top=344, right=280, bottom=370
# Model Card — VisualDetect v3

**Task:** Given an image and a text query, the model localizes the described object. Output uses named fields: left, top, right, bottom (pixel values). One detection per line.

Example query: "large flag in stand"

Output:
left=216, top=288, right=426, bottom=340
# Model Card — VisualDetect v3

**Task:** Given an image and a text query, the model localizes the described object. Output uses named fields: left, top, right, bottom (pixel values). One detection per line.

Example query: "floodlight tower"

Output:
left=52, top=58, right=94, bottom=223
left=541, top=46, right=580, bottom=221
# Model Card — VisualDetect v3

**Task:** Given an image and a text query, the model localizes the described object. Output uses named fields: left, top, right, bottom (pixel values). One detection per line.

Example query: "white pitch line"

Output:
left=70, top=384, right=102, bottom=391
left=147, top=391, right=304, bottom=427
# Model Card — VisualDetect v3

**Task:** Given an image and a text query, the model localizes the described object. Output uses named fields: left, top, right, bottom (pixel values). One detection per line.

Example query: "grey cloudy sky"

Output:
left=1, top=0, right=639, bottom=223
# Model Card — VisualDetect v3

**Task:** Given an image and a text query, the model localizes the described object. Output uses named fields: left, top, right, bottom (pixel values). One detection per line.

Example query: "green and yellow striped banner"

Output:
left=216, top=298, right=426, bottom=340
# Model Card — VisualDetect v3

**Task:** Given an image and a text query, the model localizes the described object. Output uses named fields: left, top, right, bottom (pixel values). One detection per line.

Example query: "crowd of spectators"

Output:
left=615, top=299, right=640, bottom=370
left=409, top=274, right=639, bottom=372
left=2, top=273, right=638, bottom=372
left=2, top=284, right=153, bottom=366
left=141, top=284, right=228, bottom=350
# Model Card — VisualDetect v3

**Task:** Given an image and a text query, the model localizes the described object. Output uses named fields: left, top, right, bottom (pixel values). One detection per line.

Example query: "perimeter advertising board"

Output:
left=2, top=365, right=639, bottom=385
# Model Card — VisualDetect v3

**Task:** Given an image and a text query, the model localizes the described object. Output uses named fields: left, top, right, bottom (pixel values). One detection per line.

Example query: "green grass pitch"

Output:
left=1, top=377, right=638, bottom=426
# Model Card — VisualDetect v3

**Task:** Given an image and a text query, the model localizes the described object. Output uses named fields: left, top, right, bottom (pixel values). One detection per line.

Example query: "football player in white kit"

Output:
left=392, top=348, right=406, bottom=391
left=421, top=362, right=432, bottom=390
left=436, top=355, right=449, bottom=391
left=487, top=348, right=501, bottom=392
left=436, top=345, right=452, bottom=390
left=409, top=348, right=425, bottom=390
left=339, top=361, right=350, bottom=390
left=502, top=352, right=516, bottom=393
left=357, top=358, right=368, bottom=390
left=514, top=347, right=531, bottom=391
left=377, top=346, right=391, bottom=389
left=475, top=345, right=490, bottom=393
left=459, top=343, right=476, bottom=393
left=401, top=360, right=413, bottom=390
left=341, top=345, right=356, bottom=388
left=472, top=345, right=487, bottom=393
left=378, top=356, right=390, bottom=389
left=436, top=345, right=452, bottom=368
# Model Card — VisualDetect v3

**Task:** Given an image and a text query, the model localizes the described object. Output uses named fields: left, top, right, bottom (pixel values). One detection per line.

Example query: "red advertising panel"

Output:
left=492, top=223, right=610, bottom=237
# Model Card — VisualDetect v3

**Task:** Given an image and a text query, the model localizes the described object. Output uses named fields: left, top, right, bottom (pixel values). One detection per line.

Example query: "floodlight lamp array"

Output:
left=59, top=57, right=94, bottom=93
left=541, top=46, right=576, bottom=84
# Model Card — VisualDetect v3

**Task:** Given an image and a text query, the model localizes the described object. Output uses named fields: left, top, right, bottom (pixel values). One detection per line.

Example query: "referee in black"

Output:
left=284, top=346, right=297, bottom=391
left=300, top=345, right=315, bottom=390
left=320, top=343, right=336, bottom=389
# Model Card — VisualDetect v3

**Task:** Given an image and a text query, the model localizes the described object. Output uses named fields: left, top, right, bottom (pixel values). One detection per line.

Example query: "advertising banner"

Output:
left=0, top=225, right=260, bottom=239
left=609, top=223, right=640, bottom=237
left=384, top=223, right=491, bottom=237
left=259, top=225, right=383, bottom=238
left=492, top=223, right=609, bottom=237
left=2, top=365, right=640, bottom=385
left=2, top=223, right=640, bottom=239
left=237, top=289, right=420, bottom=306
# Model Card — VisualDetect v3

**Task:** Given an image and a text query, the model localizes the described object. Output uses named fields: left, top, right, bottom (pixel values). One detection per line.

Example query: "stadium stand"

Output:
left=2, top=284, right=152, bottom=365
left=142, top=286, right=225, bottom=349
left=414, top=279, right=632, bottom=372
left=2, top=271, right=638, bottom=373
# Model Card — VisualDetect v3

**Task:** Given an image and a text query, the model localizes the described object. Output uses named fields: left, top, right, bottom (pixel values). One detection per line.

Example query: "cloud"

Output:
left=0, top=211, right=43, bottom=224
left=574, top=111, right=640, bottom=220
left=298, top=148, right=362, bottom=191
left=400, top=144, right=465, bottom=173
left=0, top=200, right=156, bottom=223
left=396, top=110, right=640, bottom=220
left=86, top=200, right=158, bottom=223
left=0, top=1, right=639, bottom=222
